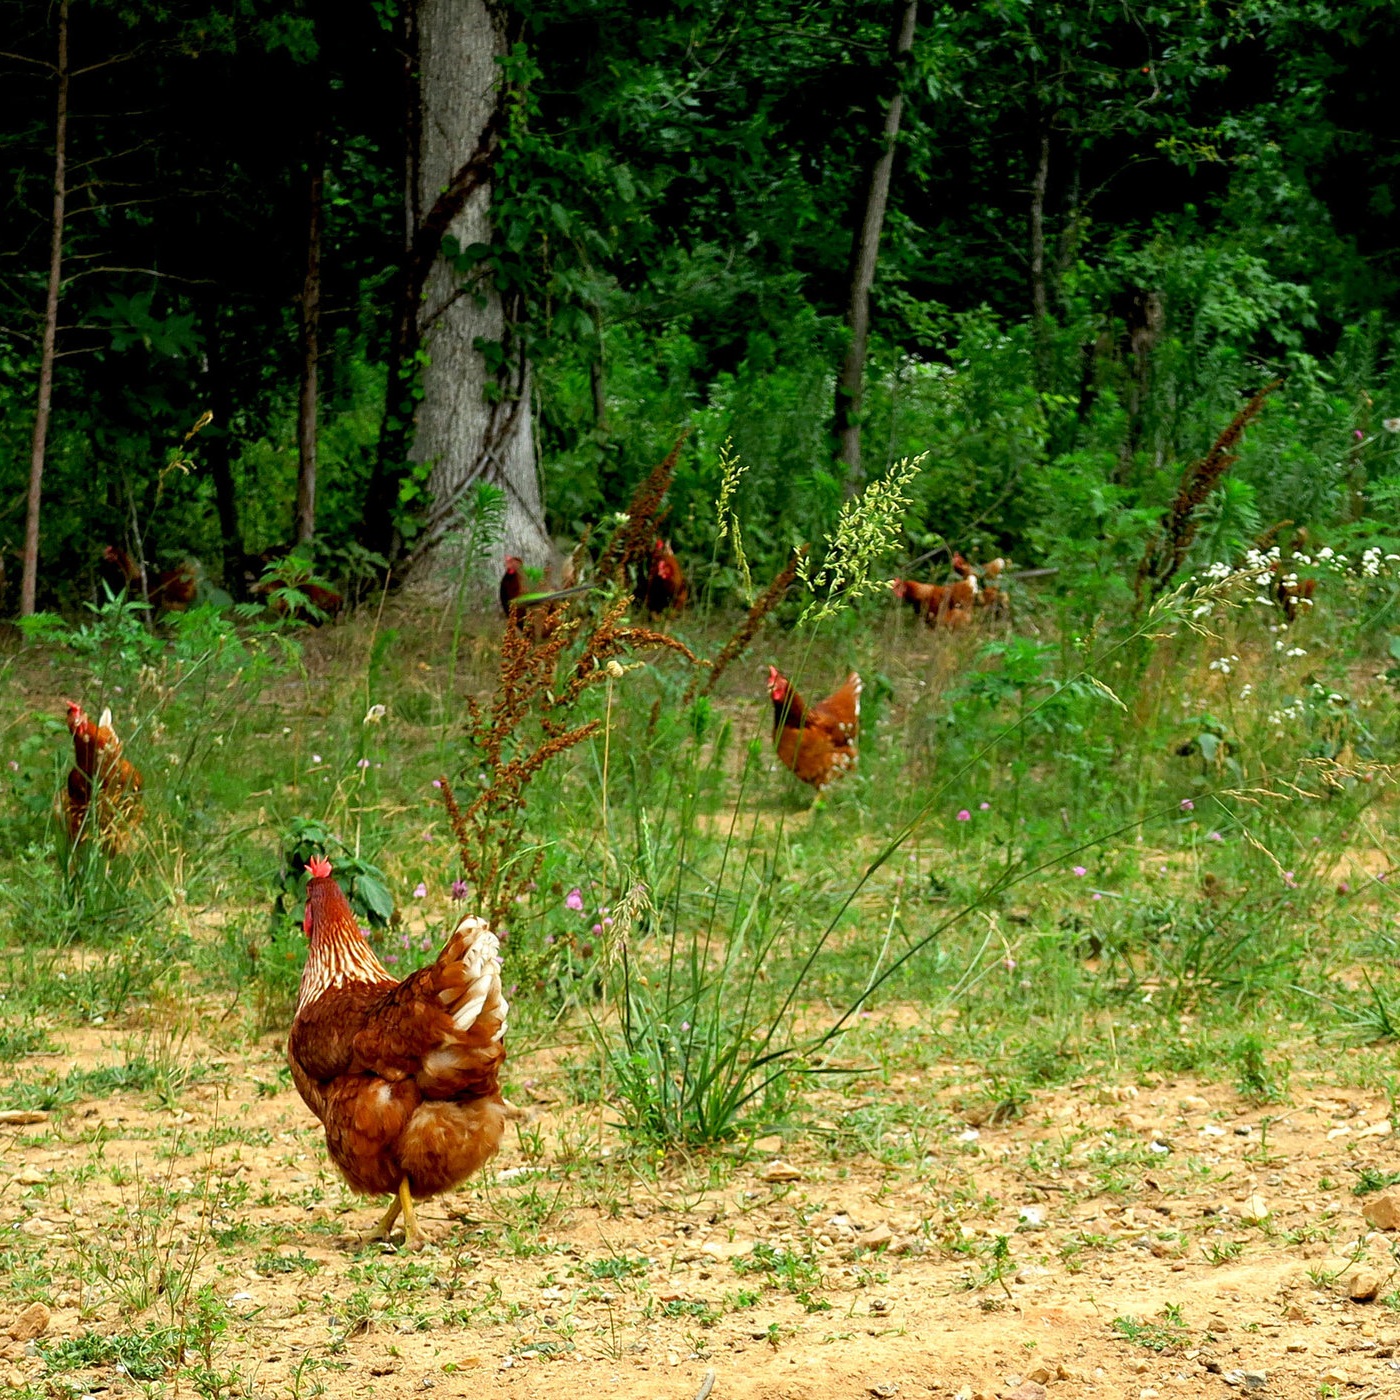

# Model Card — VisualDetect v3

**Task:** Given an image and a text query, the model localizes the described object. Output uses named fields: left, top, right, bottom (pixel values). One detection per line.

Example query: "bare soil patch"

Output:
left=2, top=1021, right=1399, bottom=1400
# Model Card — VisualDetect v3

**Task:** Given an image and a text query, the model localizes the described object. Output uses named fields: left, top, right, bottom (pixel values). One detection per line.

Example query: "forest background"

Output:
left=3, top=0, right=1399, bottom=611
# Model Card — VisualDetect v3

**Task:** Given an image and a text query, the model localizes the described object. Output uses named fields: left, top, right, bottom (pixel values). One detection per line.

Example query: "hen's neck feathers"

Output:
left=772, top=685, right=806, bottom=730
left=297, top=878, right=394, bottom=1013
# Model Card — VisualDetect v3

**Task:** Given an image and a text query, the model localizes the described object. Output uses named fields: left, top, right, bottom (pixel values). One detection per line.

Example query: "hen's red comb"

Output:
left=307, top=856, right=333, bottom=880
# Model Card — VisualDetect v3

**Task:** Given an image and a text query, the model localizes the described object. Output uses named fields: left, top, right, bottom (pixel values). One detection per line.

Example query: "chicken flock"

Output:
left=54, top=521, right=1163, bottom=1247
left=58, top=525, right=1326, bottom=1244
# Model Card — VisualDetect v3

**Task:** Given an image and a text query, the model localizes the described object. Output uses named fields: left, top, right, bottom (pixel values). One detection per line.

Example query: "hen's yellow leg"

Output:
left=361, top=1192, right=402, bottom=1246
left=398, top=1177, right=427, bottom=1252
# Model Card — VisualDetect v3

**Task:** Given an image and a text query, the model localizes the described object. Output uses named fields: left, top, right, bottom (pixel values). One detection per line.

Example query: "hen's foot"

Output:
left=398, top=1178, right=429, bottom=1252
left=360, top=1193, right=402, bottom=1246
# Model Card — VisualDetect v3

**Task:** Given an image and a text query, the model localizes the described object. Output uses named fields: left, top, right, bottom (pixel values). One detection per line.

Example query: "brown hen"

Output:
left=288, top=858, right=515, bottom=1250
left=891, top=574, right=976, bottom=628
left=499, top=554, right=524, bottom=618
left=766, top=666, right=861, bottom=790
left=62, top=702, right=143, bottom=854
left=640, top=538, right=686, bottom=614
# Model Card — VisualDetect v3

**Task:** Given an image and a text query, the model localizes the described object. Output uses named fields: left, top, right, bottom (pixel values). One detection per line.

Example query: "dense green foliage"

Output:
left=2, top=0, right=1399, bottom=610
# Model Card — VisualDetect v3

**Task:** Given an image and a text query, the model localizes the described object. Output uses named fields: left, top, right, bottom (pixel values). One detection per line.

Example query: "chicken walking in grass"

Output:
left=766, top=666, right=861, bottom=791
left=499, top=555, right=524, bottom=617
left=288, top=857, right=520, bottom=1251
left=640, top=538, right=686, bottom=614
left=891, top=574, right=976, bottom=628
left=101, top=544, right=198, bottom=611
left=62, top=702, right=143, bottom=854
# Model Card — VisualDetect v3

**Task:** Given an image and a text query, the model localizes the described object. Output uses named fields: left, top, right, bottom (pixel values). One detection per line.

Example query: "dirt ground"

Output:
left=3, top=1021, right=1400, bottom=1400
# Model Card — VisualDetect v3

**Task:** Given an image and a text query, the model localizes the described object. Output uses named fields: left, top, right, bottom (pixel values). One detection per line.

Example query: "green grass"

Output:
left=1111, top=1304, right=1191, bottom=1353
left=0, top=559, right=1397, bottom=1247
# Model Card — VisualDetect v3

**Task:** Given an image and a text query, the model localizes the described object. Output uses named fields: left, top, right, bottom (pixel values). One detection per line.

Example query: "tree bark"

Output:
left=20, top=0, right=69, bottom=617
left=834, top=0, right=918, bottom=494
left=1029, top=126, right=1051, bottom=392
left=589, top=303, right=608, bottom=432
left=363, top=0, right=548, bottom=570
left=295, top=126, right=325, bottom=546
left=409, top=0, right=548, bottom=568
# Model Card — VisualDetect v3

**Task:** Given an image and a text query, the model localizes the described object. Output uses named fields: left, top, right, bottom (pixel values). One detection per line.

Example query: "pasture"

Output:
left=2, top=562, right=1399, bottom=1400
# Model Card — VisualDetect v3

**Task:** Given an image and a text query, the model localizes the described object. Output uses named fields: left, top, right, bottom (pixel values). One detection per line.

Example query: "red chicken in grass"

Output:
left=890, top=574, right=976, bottom=629
left=62, top=702, right=143, bottom=854
left=766, top=666, right=862, bottom=791
left=641, top=538, right=686, bottom=614
left=974, top=556, right=1009, bottom=617
left=101, top=545, right=198, bottom=611
left=288, top=857, right=519, bottom=1251
left=499, top=555, right=524, bottom=617
left=1273, top=565, right=1315, bottom=623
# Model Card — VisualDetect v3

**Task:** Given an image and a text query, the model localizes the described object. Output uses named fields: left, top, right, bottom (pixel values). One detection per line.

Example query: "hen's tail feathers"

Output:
left=434, top=916, right=508, bottom=1044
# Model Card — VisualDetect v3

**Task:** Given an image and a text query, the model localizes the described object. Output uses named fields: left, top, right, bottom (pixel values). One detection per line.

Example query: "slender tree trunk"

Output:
left=1029, top=126, right=1051, bottom=392
left=201, top=308, right=243, bottom=593
left=590, top=303, right=608, bottom=432
left=834, top=0, right=918, bottom=494
left=20, top=0, right=69, bottom=617
left=405, top=0, right=548, bottom=568
left=361, top=2, right=422, bottom=560
left=295, top=127, right=325, bottom=546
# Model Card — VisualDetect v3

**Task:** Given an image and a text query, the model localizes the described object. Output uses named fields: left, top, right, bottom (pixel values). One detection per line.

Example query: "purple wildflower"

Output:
left=979, top=801, right=990, bottom=811
left=956, top=809, right=971, bottom=822
left=431, top=778, right=442, bottom=789
left=1072, top=865, right=1087, bottom=877
left=1180, top=799, right=1195, bottom=811
left=1208, top=831, right=1223, bottom=842
left=592, top=923, right=603, bottom=935
left=1282, top=871, right=1297, bottom=888
left=565, top=888, right=584, bottom=911
left=451, top=879, right=469, bottom=900
left=413, top=882, right=427, bottom=898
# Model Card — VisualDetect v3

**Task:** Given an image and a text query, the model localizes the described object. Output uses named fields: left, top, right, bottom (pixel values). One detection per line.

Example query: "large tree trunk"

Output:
left=833, top=0, right=918, bottom=494
left=295, top=127, right=324, bottom=546
left=20, top=0, right=69, bottom=617
left=408, top=0, right=548, bottom=569
left=364, top=0, right=548, bottom=571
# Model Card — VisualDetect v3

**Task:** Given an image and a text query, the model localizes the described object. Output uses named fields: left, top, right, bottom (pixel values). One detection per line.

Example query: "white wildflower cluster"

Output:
left=1363, top=546, right=1384, bottom=577
left=1198, top=539, right=1400, bottom=610
left=1235, top=545, right=1284, bottom=606
left=1209, top=655, right=1239, bottom=674
left=1275, top=641, right=1307, bottom=656
left=1266, top=681, right=1351, bottom=731
left=1242, top=545, right=1279, bottom=581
